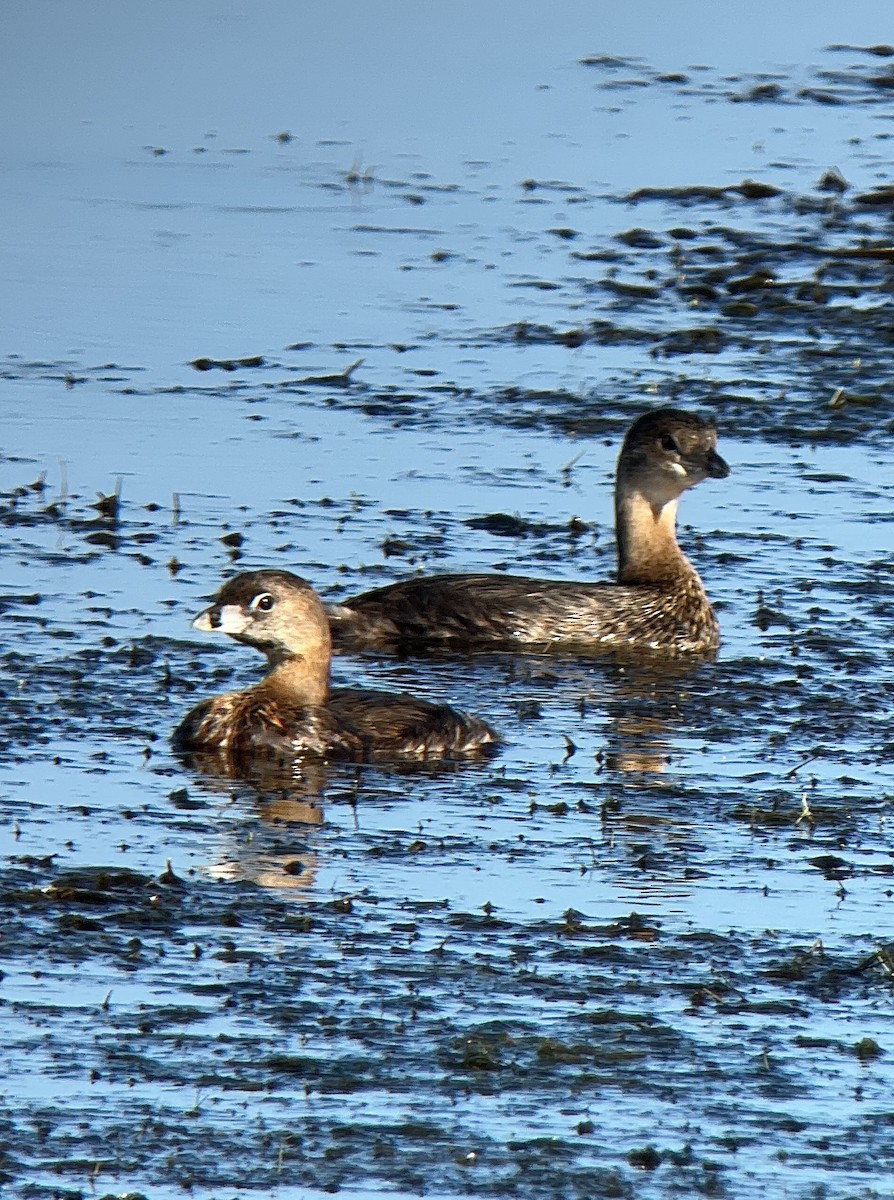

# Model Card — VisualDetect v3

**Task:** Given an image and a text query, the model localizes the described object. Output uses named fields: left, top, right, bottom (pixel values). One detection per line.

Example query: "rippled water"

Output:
left=2, top=4, right=894, bottom=1198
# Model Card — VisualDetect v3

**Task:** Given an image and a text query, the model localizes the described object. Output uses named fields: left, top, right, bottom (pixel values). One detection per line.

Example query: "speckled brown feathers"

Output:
left=328, top=569, right=719, bottom=656
left=173, top=688, right=366, bottom=763
left=328, top=408, right=729, bottom=657
left=172, top=570, right=499, bottom=770
left=174, top=684, right=497, bottom=766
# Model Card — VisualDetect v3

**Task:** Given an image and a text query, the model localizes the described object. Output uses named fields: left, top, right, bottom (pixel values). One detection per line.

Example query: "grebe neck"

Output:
left=258, top=652, right=330, bottom=707
left=615, top=490, right=690, bottom=584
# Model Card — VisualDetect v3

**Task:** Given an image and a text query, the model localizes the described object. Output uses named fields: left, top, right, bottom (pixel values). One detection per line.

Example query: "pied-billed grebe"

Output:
left=328, top=409, right=730, bottom=656
left=173, top=570, right=498, bottom=767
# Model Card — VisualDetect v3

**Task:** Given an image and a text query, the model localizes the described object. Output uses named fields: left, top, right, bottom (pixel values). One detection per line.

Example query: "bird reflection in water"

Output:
left=599, top=656, right=713, bottom=777
left=178, top=746, right=491, bottom=894
left=183, top=754, right=328, bottom=893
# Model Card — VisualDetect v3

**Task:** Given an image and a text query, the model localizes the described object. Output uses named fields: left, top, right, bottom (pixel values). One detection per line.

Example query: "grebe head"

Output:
left=618, top=408, right=729, bottom=506
left=193, top=570, right=331, bottom=667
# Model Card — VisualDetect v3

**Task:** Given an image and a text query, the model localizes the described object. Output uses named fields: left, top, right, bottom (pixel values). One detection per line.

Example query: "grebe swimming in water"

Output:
left=327, top=408, right=730, bottom=657
left=173, top=570, right=498, bottom=768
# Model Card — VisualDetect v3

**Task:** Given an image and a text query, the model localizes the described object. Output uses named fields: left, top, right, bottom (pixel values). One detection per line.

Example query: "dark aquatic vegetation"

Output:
left=623, top=178, right=783, bottom=203
left=3, top=20, right=894, bottom=1200
left=190, top=354, right=266, bottom=372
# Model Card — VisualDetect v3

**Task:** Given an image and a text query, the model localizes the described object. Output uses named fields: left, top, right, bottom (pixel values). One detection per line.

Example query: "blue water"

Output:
left=2, top=4, right=894, bottom=1198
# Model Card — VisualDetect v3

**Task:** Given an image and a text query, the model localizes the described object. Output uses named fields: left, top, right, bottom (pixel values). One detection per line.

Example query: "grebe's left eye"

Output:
left=251, top=593, right=275, bottom=612
left=660, top=434, right=680, bottom=453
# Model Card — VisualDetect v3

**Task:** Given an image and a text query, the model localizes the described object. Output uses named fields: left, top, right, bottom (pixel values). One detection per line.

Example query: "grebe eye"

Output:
left=251, top=593, right=275, bottom=612
left=660, top=434, right=680, bottom=453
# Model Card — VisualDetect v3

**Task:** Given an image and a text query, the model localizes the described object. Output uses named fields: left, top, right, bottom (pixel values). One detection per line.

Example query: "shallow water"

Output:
left=2, top=4, right=894, bottom=1198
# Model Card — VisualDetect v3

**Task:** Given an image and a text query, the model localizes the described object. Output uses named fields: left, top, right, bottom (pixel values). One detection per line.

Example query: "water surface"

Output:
left=2, top=4, right=894, bottom=1197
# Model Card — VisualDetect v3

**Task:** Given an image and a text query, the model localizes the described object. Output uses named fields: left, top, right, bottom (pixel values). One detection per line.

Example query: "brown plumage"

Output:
left=328, top=408, right=730, bottom=657
left=172, top=570, right=499, bottom=770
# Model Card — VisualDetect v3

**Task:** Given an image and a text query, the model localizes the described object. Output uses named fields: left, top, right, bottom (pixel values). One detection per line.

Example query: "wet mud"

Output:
left=3, top=31, right=894, bottom=1200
